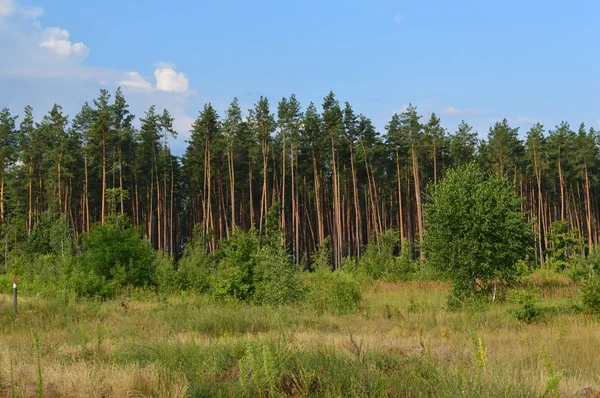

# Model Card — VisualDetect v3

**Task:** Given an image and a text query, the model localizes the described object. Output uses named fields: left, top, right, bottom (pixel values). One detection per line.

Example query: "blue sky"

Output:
left=1, top=0, right=599, bottom=154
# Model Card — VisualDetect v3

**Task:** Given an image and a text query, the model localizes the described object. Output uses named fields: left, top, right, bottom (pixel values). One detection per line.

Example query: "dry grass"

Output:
left=0, top=279, right=598, bottom=397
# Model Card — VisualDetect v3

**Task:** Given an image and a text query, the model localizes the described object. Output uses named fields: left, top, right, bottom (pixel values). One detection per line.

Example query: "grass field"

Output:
left=0, top=277, right=597, bottom=397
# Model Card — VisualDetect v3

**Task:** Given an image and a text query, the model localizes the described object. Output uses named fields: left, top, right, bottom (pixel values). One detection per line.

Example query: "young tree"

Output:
left=424, top=163, right=533, bottom=301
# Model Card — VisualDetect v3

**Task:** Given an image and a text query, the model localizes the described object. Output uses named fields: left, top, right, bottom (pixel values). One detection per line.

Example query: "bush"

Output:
left=174, top=229, right=214, bottom=293
left=509, top=290, right=541, bottom=323
left=546, top=220, right=585, bottom=270
left=213, top=229, right=260, bottom=301
left=213, top=228, right=302, bottom=305
left=357, top=230, right=415, bottom=281
left=154, top=252, right=178, bottom=294
left=253, top=245, right=304, bottom=305
left=24, top=215, right=73, bottom=257
left=305, top=268, right=362, bottom=314
left=80, top=215, right=156, bottom=288
left=581, top=273, right=600, bottom=312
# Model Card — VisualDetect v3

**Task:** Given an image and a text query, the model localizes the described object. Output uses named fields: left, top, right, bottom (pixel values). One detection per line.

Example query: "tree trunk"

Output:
left=411, top=143, right=424, bottom=258
left=396, top=152, right=405, bottom=244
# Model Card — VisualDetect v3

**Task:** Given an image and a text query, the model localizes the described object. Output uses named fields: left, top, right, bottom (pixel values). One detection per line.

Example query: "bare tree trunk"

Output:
left=351, top=146, right=361, bottom=257
left=101, top=133, right=106, bottom=224
left=281, top=132, right=286, bottom=232
left=259, top=140, right=268, bottom=234
left=228, top=150, right=235, bottom=231
left=584, top=164, right=593, bottom=249
left=396, top=152, right=405, bottom=244
left=249, top=167, right=255, bottom=228
left=28, top=162, right=33, bottom=235
left=313, top=152, right=324, bottom=245
left=412, top=143, right=424, bottom=258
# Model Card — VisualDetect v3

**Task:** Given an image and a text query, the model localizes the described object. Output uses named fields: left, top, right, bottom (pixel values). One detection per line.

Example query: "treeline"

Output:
left=0, top=89, right=598, bottom=266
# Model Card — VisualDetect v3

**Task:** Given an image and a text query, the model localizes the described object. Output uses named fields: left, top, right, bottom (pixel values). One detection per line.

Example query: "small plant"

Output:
left=34, top=331, right=44, bottom=398
left=357, top=230, right=415, bottom=281
left=470, top=331, right=487, bottom=375
left=581, top=272, right=600, bottom=312
left=510, top=290, right=541, bottom=323
left=540, top=343, right=563, bottom=398
left=238, top=342, right=280, bottom=397
left=305, top=268, right=362, bottom=314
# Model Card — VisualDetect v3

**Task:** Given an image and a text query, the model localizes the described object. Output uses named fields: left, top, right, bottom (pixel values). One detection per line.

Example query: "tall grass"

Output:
left=0, top=279, right=597, bottom=397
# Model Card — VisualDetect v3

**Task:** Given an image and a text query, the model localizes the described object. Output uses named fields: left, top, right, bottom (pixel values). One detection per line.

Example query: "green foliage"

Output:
left=580, top=272, right=600, bottom=313
left=424, top=163, right=534, bottom=300
left=253, top=244, right=303, bottom=306
left=80, top=215, right=155, bottom=288
left=174, top=228, right=214, bottom=293
left=153, top=251, right=178, bottom=294
left=213, top=229, right=261, bottom=301
left=357, top=230, right=415, bottom=281
left=238, top=342, right=280, bottom=397
left=312, top=237, right=332, bottom=271
left=213, top=225, right=302, bottom=305
left=546, top=220, right=585, bottom=270
left=540, top=343, right=563, bottom=398
left=509, top=290, right=541, bottom=323
left=305, top=268, right=362, bottom=314
left=24, top=214, right=73, bottom=257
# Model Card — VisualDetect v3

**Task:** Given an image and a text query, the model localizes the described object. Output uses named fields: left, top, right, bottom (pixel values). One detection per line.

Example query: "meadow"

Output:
left=0, top=275, right=596, bottom=397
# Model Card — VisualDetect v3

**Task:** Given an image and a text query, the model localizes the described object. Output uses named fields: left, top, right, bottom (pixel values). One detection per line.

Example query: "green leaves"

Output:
left=424, top=163, right=534, bottom=299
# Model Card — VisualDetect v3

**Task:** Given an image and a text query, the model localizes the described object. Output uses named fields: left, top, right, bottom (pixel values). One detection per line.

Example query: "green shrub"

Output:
left=80, top=215, right=156, bottom=288
left=154, top=252, right=178, bottom=294
left=213, top=229, right=260, bottom=301
left=306, top=268, right=362, bottom=314
left=23, top=214, right=73, bottom=257
left=175, top=228, right=214, bottom=293
left=358, top=230, right=415, bottom=281
left=312, top=237, right=332, bottom=270
left=213, top=228, right=302, bottom=305
left=566, top=249, right=600, bottom=282
left=509, top=290, right=541, bottom=322
left=545, top=220, right=585, bottom=270
left=581, top=273, right=600, bottom=312
left=67, top=268, right=120, bottom=299
left=253, top=245, right=303, bottom=305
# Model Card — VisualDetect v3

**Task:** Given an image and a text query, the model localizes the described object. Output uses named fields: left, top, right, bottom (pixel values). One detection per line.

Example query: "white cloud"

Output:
left=120, top=71, right=152, bottom=90
left=439, top=106, right=486, bottom=117
left=40, top=27, right=88, bottom=56
left=0, top=0, right=16, bottom=17
left=120, top=66, right=191, bottom=95
left=0, top=0, right=198, bottom=155
left=394, top=14, right=404, bottom=24
left=155, top=67, right=189, bottom=93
